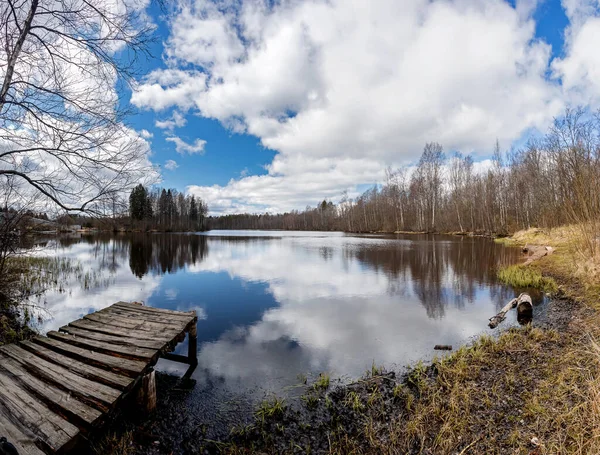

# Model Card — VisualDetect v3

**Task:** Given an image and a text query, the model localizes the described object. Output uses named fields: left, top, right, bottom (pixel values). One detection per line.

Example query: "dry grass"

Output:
left=221, top=321, right=600, bottom=454
left=502, top=225, right=585, bottom=248
left=507, top=226, right=600, bottom=306
left=91, top=431, right=134, bottom=455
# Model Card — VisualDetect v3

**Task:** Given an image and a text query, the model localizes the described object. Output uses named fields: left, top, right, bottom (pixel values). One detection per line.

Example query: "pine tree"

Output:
left=158, top=189, right=168, bottom=225
left=143, top=190, right=153, bottom=219
left=129, top=184, right=146, bottom=221
left=190, top=196, right=198, bottom=225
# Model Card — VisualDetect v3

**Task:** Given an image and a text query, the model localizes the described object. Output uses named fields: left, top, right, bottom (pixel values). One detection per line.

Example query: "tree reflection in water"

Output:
left=30, top=231, right=532, bottom=415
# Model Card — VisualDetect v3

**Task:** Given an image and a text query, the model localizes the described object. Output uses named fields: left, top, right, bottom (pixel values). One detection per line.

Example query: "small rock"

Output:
left=531, top=437, right=540, bottom=447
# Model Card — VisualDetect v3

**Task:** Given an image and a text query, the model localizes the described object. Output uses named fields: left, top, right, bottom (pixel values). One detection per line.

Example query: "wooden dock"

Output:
left=0, top=301, right=198, bottom=454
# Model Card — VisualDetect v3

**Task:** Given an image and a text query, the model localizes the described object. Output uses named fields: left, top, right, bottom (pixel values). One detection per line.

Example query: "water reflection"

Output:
left=33, top=231, right=526, bottom=428
left=129, top=234, right=208, bottom=276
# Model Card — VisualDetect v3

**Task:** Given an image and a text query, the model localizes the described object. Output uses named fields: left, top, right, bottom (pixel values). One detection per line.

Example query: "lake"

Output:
left=29, top=230, right=530, bottom=433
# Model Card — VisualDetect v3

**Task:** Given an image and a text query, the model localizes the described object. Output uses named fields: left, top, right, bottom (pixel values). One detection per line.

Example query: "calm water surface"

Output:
left=31, top=231, right=529, bottom=430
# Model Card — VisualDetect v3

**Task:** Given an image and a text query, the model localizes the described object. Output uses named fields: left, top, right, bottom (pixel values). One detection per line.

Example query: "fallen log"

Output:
left=489, top=293, right=531, bottom=329
left=516, top=293, right=533, bottom=324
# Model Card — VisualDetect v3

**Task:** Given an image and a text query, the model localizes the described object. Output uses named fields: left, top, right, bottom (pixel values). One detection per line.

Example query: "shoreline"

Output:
left=4, top=227, right=597, bottom=454
left=90, top=227, right=600, bottom=454
left=29, top=226, right=507, bottom=239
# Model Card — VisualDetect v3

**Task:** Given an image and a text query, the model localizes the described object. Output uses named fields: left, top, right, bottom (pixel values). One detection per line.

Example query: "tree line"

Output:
left=129, top=185, right=208, bottom=231
left=209, top=107, right=600, bottom=236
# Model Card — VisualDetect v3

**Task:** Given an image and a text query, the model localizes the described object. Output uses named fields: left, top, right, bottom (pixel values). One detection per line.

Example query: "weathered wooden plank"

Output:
left=0, top=344, right=121, bottom=412
left=31, top=336, right=146, bottom=378
left=0, top=368, right=78, bottom=453
left=92, top=309, right=190, bottom=331
left=0, top=301, right=198, bottom=455
left=59, top=325, right=166, bottom=350
left=19, top=340, right=133, bottom=391
left=0, top=418, right=47, bottom=455
left=0, top=352, right=103, bottom=428
left=114, top=301, right=196, bottom=319
left=47, top=331, right=158, bottom=362
left=111, top=304, right=196, bottom=323
left=99, top=306, right=192, bottom=328
left=68, top=318, right=174, bottom=342
left=83, top=312, right=182, bottom=335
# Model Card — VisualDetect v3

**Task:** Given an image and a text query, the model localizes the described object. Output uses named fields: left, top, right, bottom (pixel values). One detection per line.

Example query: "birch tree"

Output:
left=0, top=0, right=157, bottom=213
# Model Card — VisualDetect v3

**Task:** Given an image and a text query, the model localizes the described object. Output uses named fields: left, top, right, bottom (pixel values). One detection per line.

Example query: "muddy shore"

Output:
left=90, top=285, right=581, bottom=455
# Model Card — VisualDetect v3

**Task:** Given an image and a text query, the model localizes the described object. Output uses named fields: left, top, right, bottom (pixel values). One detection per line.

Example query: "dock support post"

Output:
left=136, top=369, right=157, bottom=412
left=183, top=321, right=198, bottom=379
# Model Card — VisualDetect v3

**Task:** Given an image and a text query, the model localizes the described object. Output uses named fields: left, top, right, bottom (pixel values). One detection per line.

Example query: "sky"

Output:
left=125, top=0, right=600, bottom=215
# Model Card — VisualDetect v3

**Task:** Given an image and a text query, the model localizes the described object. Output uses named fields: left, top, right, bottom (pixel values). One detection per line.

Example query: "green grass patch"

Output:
left=312, top=372, right=330, bottom=391
left=255, top=397, right=286, bottom=422
left=497, top=265, right=557, bottom=292
left=301, top=393, right=319, bottom=409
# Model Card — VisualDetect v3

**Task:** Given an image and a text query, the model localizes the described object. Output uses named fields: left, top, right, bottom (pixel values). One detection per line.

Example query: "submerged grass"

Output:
left=1, top=255, right=112, bottom=345
left=7, top=256, right=108, bottom=295
left=493, top=236, right=517, bottom=246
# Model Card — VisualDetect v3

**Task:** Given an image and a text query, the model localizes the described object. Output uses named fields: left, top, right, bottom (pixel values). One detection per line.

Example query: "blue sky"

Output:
left=124, top=3, right=276, bottom=190
left=125, top=0, right=600, bottom=214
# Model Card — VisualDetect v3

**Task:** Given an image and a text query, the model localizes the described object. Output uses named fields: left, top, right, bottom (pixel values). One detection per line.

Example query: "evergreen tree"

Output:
left=158, top=189, right=168, bottom=225
left=166, top=189, right=175, bottom=226
left=190, top=196, right=198, bottom=223
left=143, top=191, right=153, bottom=220
left=129, top=184, right=146, bottom=221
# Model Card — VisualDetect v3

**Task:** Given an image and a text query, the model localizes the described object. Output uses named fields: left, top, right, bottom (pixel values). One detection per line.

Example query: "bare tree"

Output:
left=208, top=107, right=600, bottom=240
left=0, top=0, right=157, bottom=213
left=417, top=142, right=445, bottom=230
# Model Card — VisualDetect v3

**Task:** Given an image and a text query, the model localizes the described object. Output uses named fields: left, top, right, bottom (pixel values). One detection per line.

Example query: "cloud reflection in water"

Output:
left=35, top=232, right=522, bottom=396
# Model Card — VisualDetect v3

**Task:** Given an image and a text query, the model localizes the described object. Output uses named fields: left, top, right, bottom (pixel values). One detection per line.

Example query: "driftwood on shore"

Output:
left=489, top=293, right=533, bottom=328
left=523, top=245, right=554, bottom=265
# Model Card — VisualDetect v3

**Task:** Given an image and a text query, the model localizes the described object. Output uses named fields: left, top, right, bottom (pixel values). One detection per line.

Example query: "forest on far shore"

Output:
left=209, top=107, right=600, bottom=235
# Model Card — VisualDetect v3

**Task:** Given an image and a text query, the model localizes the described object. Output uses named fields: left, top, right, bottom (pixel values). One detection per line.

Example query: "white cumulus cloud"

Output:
left=552, top=0, right=600, bottom=106
left=164, top=159, right=179, bottom=170
left=129, top=0, right=599, bottom=214
left=155, top=111, right=187, bottom=130
left=165, top=136, right=207, bottom=155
